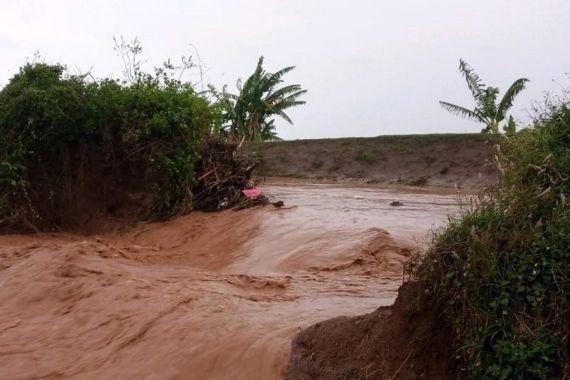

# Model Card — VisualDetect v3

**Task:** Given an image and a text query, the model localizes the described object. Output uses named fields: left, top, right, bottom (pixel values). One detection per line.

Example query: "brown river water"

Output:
left=0, top=181, right=461, bottom=379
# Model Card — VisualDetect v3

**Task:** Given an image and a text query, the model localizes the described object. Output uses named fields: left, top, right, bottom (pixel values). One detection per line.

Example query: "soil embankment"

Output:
left=251, top=134, right=497, bottom=188
left=286, top=282, right=458, bottom=380
left=0, top=183, right=460, bottom=379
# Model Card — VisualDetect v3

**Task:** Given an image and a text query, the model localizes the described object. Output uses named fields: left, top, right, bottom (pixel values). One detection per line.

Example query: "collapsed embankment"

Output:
left=251, top=134, right=497, bottom=188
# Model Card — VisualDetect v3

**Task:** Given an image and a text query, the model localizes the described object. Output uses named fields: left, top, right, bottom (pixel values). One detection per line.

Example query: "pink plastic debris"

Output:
left=242, top=188, right=262, bottom=198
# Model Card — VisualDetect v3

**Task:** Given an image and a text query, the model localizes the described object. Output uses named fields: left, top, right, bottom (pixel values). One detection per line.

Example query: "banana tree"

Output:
left=440, top=59, right=529, bottom=134
left=216, top=56, right=307, bottom=142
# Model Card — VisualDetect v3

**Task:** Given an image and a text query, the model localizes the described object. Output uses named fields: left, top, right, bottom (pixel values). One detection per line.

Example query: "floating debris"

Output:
left=272, top=201, right=285, bottom=208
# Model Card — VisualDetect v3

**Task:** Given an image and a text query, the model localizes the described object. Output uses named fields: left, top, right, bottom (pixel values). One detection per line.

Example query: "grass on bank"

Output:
left=257, top=133, right=492, bottom=148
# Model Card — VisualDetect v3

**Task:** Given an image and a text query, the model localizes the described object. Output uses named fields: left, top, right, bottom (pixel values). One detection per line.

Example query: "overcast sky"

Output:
left=0, top=0, right=568, bottom=139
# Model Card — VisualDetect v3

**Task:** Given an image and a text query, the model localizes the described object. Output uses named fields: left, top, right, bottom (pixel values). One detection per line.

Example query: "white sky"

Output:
left=0, top=0, right=568, bottom=139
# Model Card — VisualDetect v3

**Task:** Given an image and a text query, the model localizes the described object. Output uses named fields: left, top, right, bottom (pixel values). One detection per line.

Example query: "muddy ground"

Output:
left=251, top=133, right=497, bottom=188
left=0, top=182, right=462, bottom=379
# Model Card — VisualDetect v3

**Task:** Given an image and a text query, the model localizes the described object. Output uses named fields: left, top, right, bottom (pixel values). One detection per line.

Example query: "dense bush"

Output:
left=409, top=100, right=570, bottom=378
left=0, top=62, right=219, bottom=230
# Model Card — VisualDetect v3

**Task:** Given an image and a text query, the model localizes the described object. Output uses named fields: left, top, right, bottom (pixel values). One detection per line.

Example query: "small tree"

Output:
left=440, top=59, right=529, bottom=134
left=215, top=56, right=307, bottom=142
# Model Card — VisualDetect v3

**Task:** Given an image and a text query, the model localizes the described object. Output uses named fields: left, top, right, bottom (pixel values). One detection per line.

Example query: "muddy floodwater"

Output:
left=0, top=181, right=462, bottom=379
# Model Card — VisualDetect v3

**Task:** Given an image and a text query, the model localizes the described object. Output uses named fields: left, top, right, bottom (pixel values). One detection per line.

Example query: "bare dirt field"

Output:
left=251, top=133, right=497, bottom=188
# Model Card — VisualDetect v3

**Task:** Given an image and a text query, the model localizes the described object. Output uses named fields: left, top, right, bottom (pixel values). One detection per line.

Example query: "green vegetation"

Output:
left=212, top=56, right=307, bottom=142
left=310, top=159, right=324, bottom=170
left=0, top=60, right=218, bottom=230
left=257, top=133, right=491, bottom=147
left=440, top=59, right=529, bottom=135
left=410, top=98, right=570, bottom=378
left=354, top=150, right=377, bottom=165
left=397, top=176, right=429, bottom=186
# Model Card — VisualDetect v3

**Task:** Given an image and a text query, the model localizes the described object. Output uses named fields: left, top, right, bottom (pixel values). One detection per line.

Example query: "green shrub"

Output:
left=409, top=101, right=570, bottom=378
left=354, top=150, right=377, bottom=164
left=0, top=62, right=219, bottom=230
left=397, top=176, right=429, bottom=186
left=311, top=159, right=324, bottom=170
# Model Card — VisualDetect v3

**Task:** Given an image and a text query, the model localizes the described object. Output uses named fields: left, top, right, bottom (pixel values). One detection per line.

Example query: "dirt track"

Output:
left=0, top=182, right=461, bottom=379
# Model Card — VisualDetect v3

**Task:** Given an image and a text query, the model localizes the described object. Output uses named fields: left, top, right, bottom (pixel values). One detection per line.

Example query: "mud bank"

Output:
left=286, top=282, right=459, bottom=380
left=0, top=183, right=460, bottom=379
